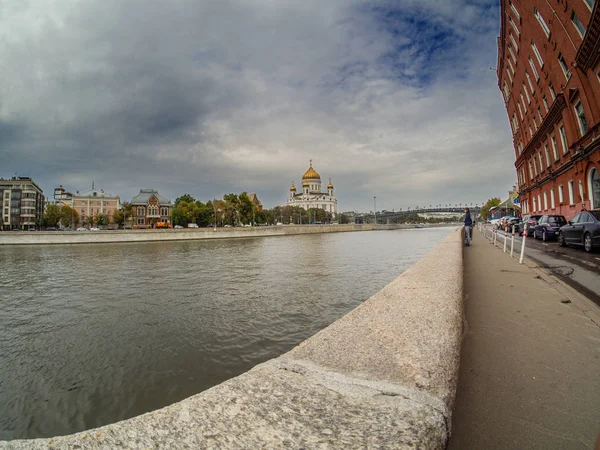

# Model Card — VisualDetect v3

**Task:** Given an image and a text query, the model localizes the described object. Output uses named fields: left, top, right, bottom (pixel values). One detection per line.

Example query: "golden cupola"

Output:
left=327, top=178, right=334, bottom=190
left=290, top=182, right=296, bottom=191
left=302, top=160, right=321, bottom=180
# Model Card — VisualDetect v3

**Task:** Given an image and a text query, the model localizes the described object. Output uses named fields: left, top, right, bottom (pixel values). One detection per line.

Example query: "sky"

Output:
left=0, top=0, right=515, bottom=212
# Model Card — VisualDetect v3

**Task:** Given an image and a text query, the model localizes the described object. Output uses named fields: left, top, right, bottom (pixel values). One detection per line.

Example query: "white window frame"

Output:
left=509, top=15, right=520, bottom=35
left=559, top=125, right=568, bottom=153
left=574, top=100, right=588, bottom=135
left=584, top=0, right=595, bottom=11
left=529, top=126, right=534, bottom=138
left=526, top=71, right=535, bottom=93
left=558, top=53, right=571, bottom=80
left=537, top=194, right=542, bottom=212
left=543, top=192, right=548, bottom=210
left=528, top=161, right=534, bottom=179
left=508, top=46, right=518, bottom=65
left=558, top=184, right=564, bottom=203
left=568, top=180, right=575, bottom=204
left=549, top=83, right=556, bottom=100
left=537, top=108, right=543, bottom=123
left=517, top=102, right=524, bottom=121
left=509, top=33, right=519, bottom=53
left=533, top=196, right=537, bottom=211
left=579, top=180, right=584, bottom=201
left=506, top=68, right=513, bottom=85
left=542, top=95, right=549, bottom=112
left=533, top=157, right=539, bottom=176
left=531, top=41, right=544, bottom=67
left=508, top=58, right=516, bottom=75
left=538, top=152, right=544, bottom=172
left=544, top=145, right=551, bottom=168
left=534, top=8, right=551, bottom=37
left=523, top=84, right=531, bottom=104
left=510, top=2, right=521, bottom=20
left=571, top=11, right=586, bottom=38
left=521, top=94, right=528, bottom=112
left=551, top=135, right=559, bottom=160
left=550, top=188, right=555, bottom=208
left=529, top=57, right=540, bottom=81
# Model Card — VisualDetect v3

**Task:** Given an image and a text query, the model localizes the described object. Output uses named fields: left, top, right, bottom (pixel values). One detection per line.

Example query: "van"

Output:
left=187, top=223, right=199, bottom=228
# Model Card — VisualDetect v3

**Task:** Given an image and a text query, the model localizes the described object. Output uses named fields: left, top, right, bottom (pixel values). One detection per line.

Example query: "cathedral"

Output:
left=286, top=161, right=337, bottom=216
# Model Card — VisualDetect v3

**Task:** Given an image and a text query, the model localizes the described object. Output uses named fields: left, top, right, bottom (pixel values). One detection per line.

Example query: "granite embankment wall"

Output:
left=0, top=224, right=374, bottom=245
left=0, top=228, right=464, bottom=449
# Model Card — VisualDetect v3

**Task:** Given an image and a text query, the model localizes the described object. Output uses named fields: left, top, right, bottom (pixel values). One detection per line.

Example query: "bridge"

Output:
left=352, top=206, right=482, bottom=224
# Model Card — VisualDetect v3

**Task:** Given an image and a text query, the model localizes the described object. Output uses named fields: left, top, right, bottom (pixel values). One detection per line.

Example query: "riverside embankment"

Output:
left=1, top=227, right=464, bottom=449
left=0, top=224, right=375, bottom=245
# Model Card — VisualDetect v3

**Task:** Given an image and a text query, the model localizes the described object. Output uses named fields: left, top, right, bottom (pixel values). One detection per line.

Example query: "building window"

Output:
left=543, top=192, right=548, bottom=210
left=559, top=184, right=564, bottom=203
left=508, top=46, right=517, bottom=64
left=529, top=161, right=534, bottom=179
left=137, top=207, right=144, bottom=216
left=533, top=116, right=538, bottom=130
left=503, top=82, right=510, bottom=100
left=526, top=71, right=535, bottom=93
left=534, top=8, right=551, bottom=37
left=517, top=103, right=524, bottom=121
left=533, top=157, right=539, bottom=176
left=521, top=94, right=527, bottom=112
left=537, top=108, right=543, bottom=123
left=568, top=180, right=575, bottom=204
left=509, top=33, right=519, bottom=52
left=531, top=41, right=544, bottom=67
left=506, top=68, right=513, bottom=84
left=537, top=195, right=542, bottom=212
left=542, top=95, right=549, bottom=112
left=510, top=1, right=521, bottom=20
left=523, top=84, right=531, bottom=103
left=137, top=218, right=144, bottom=225
left=579, top=180, right=585, bottom=201
left=545, top=145, right=551, bottom=168
left=509, top=15, right=520, bottom=35
left=529, top=126, right=534, bottom=138
left=574, top=101, right=588, bottom=135
left=559, top=126, right=568, bottom=153
left=571, top=11, right=587, bottom=37
left=528, top=58, right=539, bottom=81
left=551, top=135, right=559, bottom=160
left=558, top=53, right=571, bottom=80
left=550, top=189, right=556, bottom=208
left=533, top=196, right=537, bottom=211
left=549, top=83, right=556, bottom=100
left=508, top=58, right=516, bottom=75
left=584, top=0, right=595, bottom=11
left=538, top=152, right=544, bottom=173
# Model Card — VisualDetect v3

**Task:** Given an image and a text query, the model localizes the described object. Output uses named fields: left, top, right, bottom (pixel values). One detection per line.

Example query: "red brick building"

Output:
left=498, top=0, right=600, bottom=219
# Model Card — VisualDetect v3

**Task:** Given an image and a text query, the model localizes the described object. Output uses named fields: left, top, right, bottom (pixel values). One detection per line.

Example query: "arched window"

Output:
left=589, top=167, right=600, bottom=209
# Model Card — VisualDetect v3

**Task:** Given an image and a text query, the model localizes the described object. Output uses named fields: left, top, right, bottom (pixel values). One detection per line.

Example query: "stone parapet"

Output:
left=1, top=228, right=463, bottom=449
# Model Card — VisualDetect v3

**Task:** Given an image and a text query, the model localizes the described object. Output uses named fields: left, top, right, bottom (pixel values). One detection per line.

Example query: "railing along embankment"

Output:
left=1, top=228, right=464, bottom=449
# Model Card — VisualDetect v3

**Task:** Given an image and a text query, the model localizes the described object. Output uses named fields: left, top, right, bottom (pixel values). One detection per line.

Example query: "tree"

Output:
left=175, top=194, right=195, bottom=206
left=94, top=213, right=109, bottom=226
left=338, top=214, right=350, bottom=224
left=113, top=202, right=133, bottom=227
left=59, top=205, right=79, bottom=228
left=238, top=192, right=254, bottom=224
left=42, top=205, right=61, bottom=227
left=480, top=197, right=502, bottom=220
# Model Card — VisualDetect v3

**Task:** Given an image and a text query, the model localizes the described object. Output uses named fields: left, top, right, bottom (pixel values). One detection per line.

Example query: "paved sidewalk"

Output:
left=448, top=228, right=600, bottom=449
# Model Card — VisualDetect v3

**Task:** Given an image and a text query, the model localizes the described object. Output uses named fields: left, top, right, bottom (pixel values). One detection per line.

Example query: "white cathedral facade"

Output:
left=286, top=161, right=337, bottom=216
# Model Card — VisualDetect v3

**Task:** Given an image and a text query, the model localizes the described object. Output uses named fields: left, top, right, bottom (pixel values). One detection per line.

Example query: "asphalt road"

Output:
left=481, top=225, right=600, bottom=307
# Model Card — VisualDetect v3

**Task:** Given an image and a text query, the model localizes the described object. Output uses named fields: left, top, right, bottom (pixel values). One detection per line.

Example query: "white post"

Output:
left=494, top=227, right=497, bottom=246
left=519, top=224, right=527, bottom=264
left=510, top=226, right=515, bottom=257
left=503, top=229, right=507, bottom=253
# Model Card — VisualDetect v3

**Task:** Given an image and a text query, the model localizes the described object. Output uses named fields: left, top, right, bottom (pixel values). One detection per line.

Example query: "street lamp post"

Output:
left=374, top=196, right=377, bottom=225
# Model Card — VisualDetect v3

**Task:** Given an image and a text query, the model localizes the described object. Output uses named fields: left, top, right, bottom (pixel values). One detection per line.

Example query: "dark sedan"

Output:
left=533, top=215, right=567, bottom=241
left=558, top=210, right=600, bottom=253
left=519, top=214, right=542, bottom=236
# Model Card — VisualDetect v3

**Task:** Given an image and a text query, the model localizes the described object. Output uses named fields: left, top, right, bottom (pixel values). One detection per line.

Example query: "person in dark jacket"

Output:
left=464, top=208, right=473, bottom=246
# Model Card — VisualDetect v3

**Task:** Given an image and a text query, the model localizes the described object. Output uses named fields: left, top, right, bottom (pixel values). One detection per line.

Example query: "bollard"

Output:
left=519, top=224, right=527, bottom=264
left=494, top=227, right=497, bottom=246
left=510, top=225, right=515, bottom=257
left=503, top=229, right=507, bottom=253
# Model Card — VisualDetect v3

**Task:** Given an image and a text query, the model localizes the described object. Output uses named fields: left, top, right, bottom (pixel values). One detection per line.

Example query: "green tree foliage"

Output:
left=480, top=197, right=501, bottom=220
left=42, top=205, right=61, bottom=227
left=94, top=213, right=109, bottom=226
left=113, top=202, right=133, bottom=227
left=238, top=192, right=254, bottom=224
left=59, top=205, right=79, bottom=228
left=175, top=194, right=195, bottom=206
left=338, top=214, right=350, bottom=224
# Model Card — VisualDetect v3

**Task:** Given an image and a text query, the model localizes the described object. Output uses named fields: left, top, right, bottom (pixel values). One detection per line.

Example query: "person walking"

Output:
left=464, top=207, right=473, bottom=246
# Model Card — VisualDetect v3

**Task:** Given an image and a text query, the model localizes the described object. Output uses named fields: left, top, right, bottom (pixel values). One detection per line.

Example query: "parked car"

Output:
left=122, top=226, right=132, bottom=230
left=76, top=227, right=87, bottom=231
left=533, top=215, right=567, bottom=241
left=187, top=223, right=199, bottom=228
left=518, top=214, right=543, bottom=236
left=90, top=227, right=100, bottom=231
left=174, top=225, right=184, bottom=229
left=45, top=227, right=58, bottom=231
left=62, top=227, right=73, bottom=231
left=558, top=209, right=600, bottom=253
left=505, top=217, right=522, bottom=232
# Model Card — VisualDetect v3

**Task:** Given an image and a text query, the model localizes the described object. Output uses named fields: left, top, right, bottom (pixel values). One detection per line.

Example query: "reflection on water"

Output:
left=0, top=227, right=452, bottom=440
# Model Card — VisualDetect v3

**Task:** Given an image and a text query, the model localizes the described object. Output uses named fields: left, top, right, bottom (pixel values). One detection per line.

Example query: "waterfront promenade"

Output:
left=449, top=229, right=600, bottom=449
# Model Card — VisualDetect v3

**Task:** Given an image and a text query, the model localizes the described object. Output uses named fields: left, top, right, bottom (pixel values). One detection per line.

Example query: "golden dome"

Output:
left=302, top=180, right=309, bottom=187
left=290, top=182, right=296, bottom=191
left=327, top=178, right=333, bottom=189
left=302, top=160, right=321, bottom=180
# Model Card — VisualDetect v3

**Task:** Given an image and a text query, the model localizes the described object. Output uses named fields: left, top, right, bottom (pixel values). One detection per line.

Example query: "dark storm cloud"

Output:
left=1, top=0, right=514, bottom=209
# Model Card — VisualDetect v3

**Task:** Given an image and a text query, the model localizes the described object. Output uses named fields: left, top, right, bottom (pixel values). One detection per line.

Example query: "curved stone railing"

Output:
left=0, top=228, right=464, bottom=449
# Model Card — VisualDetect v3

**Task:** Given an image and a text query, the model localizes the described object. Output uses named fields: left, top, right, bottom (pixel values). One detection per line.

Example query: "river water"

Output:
left=0, top=227, right=452, bottom=440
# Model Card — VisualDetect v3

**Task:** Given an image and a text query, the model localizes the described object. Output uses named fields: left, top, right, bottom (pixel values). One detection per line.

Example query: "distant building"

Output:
left=52, top=185, right=121, bottom=226
left=0, top=176, right=45, bottom=230
left=286, top=160, right=337, bottom=216
left=130, top=189, right=172, bottom=228
left=498, top=0, right=600, bottom=218
left=248, top=193, right=263, bottom=211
